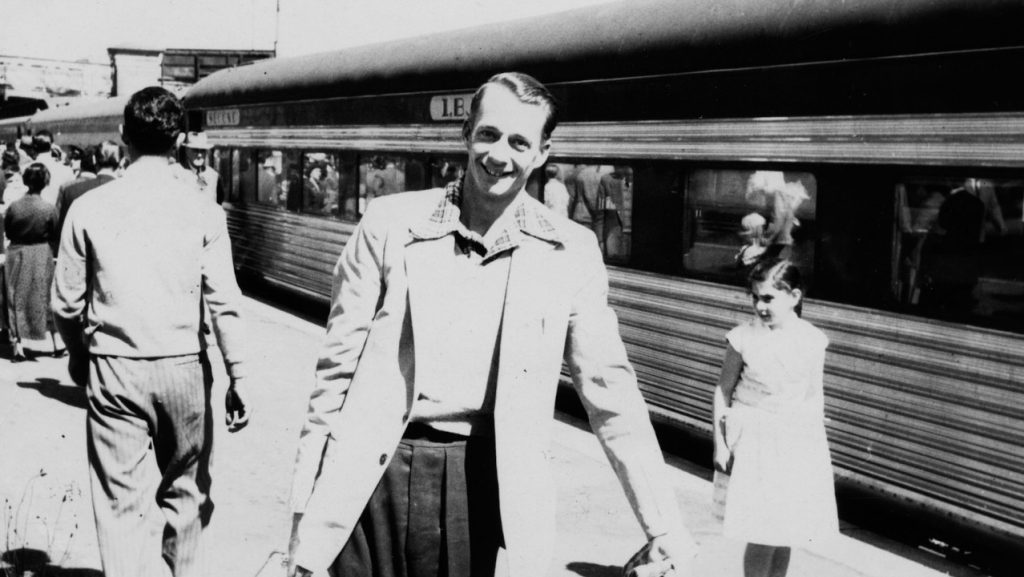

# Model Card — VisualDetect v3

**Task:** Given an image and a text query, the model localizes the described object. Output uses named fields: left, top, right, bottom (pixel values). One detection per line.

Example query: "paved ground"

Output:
left=0, top=295, right=992, bottom=577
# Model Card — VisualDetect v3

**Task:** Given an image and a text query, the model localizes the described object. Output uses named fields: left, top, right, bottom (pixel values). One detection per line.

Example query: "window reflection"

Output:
left=896, top=176, right=1024, bottom=326
left=564, top=164, right=634, bottom=263
left=684, top=169, right=817, bottom=283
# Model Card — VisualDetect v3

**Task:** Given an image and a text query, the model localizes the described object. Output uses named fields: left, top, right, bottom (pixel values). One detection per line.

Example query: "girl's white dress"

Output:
left=722, top=317, right=839, bottom=547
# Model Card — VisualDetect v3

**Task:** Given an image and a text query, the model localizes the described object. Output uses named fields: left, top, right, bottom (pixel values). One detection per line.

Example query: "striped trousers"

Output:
left=86, top=353, right=214, bottom=577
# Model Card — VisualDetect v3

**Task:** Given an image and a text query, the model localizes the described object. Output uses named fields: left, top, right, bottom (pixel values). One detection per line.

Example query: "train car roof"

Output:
left=30, top=96, right=129, bottom=124
left=185, top=0, right=1024, bottom=109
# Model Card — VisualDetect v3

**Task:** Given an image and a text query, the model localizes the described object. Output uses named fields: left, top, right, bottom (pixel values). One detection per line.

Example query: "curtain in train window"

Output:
left=563, top=164, right=635, bottom=264
left=683, top=169, right=817, bottom=285
left=895, top=176, right=1024, bottom=331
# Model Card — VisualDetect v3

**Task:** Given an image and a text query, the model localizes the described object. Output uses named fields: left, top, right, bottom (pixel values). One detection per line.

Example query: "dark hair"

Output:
left=747, top=257, right=805, bottom=316
left=33, top=129, right=54, bottom=153
left=1, top=149, right=20, bottom=173
left=96, top=140, right=122, bottom=170
left=22, top=162, right=50, bottom=193
left=123, top=86, right=183, bottom=155
left=463, top=71, right=559, bottom=141
left=79, top=145, right=98, bottom=174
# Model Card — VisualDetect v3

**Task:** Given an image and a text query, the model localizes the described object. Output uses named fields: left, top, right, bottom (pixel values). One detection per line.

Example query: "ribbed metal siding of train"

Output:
left=225, top=203, right=352, bottom=301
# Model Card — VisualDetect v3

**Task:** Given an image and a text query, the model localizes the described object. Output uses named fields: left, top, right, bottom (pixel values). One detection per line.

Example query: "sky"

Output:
left=0, top=0, right=615, bottom=63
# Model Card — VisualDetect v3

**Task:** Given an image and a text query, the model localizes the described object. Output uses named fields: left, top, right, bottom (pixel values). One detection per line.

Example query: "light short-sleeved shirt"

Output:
left=727, top=317, right=828, bottom=413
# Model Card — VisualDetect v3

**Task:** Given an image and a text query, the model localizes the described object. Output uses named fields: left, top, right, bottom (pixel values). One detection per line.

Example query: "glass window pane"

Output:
left=895, top=176, right=1024, bottom=330
left=298, top=151, right=359, bottom=219
left=566, top=164, right=635, bottom=264
left=359, top=155, right=429, bottom=214
left=684, top=169, right=817, bottom=285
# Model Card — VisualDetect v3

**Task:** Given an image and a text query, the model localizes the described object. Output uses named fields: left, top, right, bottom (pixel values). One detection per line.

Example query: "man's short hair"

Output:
left=96, top=140, right=123, bottom=170
left=123, top=87, right=183, bottom=155
left=22, top=162, right=51, bottom=191
left=463, top=72, right=559, bottom=141
left=33, top=129, right=54, bottom=153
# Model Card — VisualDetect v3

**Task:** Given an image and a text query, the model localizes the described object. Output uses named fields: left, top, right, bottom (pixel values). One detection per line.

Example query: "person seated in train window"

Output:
left=744, top=171, right=809, bottom=259
left=598, top=164, right=633, bottom=260
left=257, top=157, right=279, bottom=205
left=174, top=131, right=221, bottom=204
left=542, top=163, right=570, bottom=219
left=735, top=212, right=773, bottom=267
left=896, top=184, right=945, bottom=304
left=303, top=165, right=325, bottom=212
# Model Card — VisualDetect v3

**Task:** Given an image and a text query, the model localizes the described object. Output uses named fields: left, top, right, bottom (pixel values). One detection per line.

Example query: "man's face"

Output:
left=464, top=85, right=550, bottom=201
left=185, top=147, right=207, bottom=169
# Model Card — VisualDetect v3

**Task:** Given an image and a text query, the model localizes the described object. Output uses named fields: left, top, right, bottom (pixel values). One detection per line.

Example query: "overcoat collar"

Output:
left=408, top=179, right=565, bottom=259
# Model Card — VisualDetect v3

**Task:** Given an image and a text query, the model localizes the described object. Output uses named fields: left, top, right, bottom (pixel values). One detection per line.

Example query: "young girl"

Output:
left=713, top=258, right=838, bottom=577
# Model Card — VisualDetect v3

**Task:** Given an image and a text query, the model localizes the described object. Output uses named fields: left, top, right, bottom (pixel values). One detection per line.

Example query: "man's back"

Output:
left=57, top=174, right=115, bottom=238
left=59, top=157, right=227, bottom=358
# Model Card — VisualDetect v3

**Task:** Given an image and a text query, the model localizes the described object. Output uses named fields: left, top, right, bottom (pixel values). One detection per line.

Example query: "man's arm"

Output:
left=287, top=201, right=388, bottom=577
left=51, top=206, right=90, bottom=386
left=200, top=205, right=251, bottom=431
left=564, top=239, right=696, bottom=570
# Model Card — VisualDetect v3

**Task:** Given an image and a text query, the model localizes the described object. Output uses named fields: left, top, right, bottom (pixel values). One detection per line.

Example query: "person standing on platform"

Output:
left=4, top=163, right=60, bottom=360
left=712, top=258, right=838, bottom=577
left=31, top=130, right=76, bottom=206
left=542, top=163, right=570, bottom=219
left=175, top=130, right=222, bottom=203
left=52, top=86, right=251, bottom=577
left=56, top=141, right=121, bottom=241
left=287, top=72, right=695, bottom=577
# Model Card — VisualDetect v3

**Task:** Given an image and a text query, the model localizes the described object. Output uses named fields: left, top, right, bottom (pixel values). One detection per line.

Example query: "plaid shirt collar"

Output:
left=409, top=179, right=564, bottom=260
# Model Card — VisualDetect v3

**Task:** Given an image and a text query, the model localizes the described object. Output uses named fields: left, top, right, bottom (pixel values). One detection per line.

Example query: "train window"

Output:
left=359, top=155, right=430, bottom=214
left=563, top=164, right=635, bottom=264
left=430, top=157, right=465, bottom=189
left=681, top=169, right=817, bottom=285
left=299, top=151, right=358, bottom=219
left=213, top=148, right=230, bottom=204
left=234, top=149, right=257, bottom=204
left=252, top=150, right=285, bottom=207
left=893, top=176, right=1024, bottom=330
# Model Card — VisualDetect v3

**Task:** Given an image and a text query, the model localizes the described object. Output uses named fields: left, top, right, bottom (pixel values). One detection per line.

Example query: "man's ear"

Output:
left=534, top=139, right=552, bottom=168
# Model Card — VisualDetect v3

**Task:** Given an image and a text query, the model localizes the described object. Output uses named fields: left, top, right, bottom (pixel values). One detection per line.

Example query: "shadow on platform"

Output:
left=565, top=561, right=622, bottom=577
left=16, top=378, right=87, bottom=410
left=0, top=548, right=102, bottom=576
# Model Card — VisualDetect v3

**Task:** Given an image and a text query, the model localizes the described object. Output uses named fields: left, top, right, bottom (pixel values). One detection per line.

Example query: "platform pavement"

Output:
left=0, top=294, right=981, bottom=577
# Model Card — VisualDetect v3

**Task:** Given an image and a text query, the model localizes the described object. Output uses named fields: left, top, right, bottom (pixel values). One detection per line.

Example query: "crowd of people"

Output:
left=0, top=124, right=222, bottom=361
left=1, top=75, right=840, bottom=577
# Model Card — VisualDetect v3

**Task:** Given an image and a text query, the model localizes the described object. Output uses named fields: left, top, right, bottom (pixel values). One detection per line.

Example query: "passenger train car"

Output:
left=17, top=0, right=1024, bottom=546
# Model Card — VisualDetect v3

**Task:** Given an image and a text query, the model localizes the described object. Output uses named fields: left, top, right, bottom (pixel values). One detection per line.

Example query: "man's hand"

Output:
left=225, top=378, right=251, bottom=432
left=647, top=532, right=698, bottom=576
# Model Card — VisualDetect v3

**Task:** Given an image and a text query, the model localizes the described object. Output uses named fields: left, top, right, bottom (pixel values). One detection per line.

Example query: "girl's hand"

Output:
left=713, top=444, right=733, bottom=474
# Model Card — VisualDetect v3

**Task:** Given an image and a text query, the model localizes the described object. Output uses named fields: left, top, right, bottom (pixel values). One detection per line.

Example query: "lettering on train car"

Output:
left=429, top=94, right=472, bottom=121
left=206, top=109, right=240, bottom=127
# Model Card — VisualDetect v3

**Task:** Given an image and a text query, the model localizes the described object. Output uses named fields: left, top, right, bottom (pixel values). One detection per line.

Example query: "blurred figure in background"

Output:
left=542, top=163, right=570, bottom=219
left=4, top=162, right=61, bottom=361
left=31, top=130, right=76, bottom=205
left=175, top=131, right=222, bottom=203
left=56, top=141, right=121, bottom=241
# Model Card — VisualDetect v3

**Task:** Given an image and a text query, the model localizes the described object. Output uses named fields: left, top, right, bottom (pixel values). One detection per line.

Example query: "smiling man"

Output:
left=288, top=72, right=695, bottom=577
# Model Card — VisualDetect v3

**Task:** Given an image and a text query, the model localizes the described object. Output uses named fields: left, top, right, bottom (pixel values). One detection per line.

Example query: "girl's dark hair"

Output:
left=748, top=257, right=804, bottom=316
left=22, top=162, right=50, bottom=193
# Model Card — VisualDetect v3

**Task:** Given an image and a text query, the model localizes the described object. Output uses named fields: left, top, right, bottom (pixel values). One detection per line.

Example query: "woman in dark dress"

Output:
left=4, top=163, right=61, bottom=361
